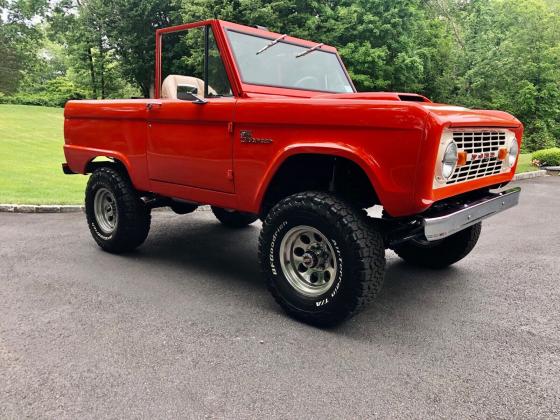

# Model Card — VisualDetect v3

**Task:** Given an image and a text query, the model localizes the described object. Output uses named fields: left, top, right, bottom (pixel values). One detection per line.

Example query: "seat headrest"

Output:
left=161, top=75, right=217, bottom=99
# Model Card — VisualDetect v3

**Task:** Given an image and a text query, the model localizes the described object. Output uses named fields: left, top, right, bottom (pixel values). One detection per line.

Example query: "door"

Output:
left=147, top=24, right=236, bottom=193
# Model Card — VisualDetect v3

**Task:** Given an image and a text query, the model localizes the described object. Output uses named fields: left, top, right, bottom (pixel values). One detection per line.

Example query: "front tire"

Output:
left=211, top=206, right=258, bottom=228
left=392, top=222, right=481, bottom=269
left=85, top=166, right=151, bottom=253
left=259, top=192, right=385, bottom=326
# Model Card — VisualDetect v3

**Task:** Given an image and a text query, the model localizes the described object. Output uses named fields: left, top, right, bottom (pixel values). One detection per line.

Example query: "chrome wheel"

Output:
left=279, top=225, right=338, bottom=297
left=94, top=188, right=118, bottom=234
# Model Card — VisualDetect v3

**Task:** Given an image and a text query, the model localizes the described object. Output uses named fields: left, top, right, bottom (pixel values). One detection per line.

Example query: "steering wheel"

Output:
left=294, top=76, right=321, bottom=90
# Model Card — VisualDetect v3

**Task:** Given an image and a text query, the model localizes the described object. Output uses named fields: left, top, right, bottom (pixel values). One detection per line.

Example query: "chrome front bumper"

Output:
left=423, top=187, right=521, bottom=241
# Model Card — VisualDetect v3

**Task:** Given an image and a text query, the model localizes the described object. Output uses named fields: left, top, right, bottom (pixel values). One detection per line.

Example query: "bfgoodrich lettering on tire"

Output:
left=85, top=166, right=151, bottom=253
left=258, top=191, right=385, bottom=326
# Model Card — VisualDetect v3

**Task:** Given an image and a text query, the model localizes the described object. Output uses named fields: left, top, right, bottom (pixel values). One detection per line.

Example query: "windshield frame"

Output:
left=155, top=20, right=357, bottom=99
left=220, top=23, right=356, bottom=96
left=155, top=19, right=243, bottom=99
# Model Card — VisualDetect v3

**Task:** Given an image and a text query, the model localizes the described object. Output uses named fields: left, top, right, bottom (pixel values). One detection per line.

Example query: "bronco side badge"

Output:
left=240, top=130, right=273, bottom=144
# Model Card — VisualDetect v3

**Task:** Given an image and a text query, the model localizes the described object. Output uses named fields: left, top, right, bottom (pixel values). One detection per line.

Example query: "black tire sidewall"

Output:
left=85, top=167, right=150, bottom=253
left=85, top=172, right=120, bottom=243
left=265, top=208, right=357, bottom=316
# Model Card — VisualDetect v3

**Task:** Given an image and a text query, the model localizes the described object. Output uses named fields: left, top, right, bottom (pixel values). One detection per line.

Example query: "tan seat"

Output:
left=161, top=75, right=216, bottom=99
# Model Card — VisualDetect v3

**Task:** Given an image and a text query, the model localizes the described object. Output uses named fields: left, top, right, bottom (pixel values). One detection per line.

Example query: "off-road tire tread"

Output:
left=258, top=191, right=385, bottom=326
left=392, top=222, right=481, bottom=269
left=211, top=206, right=258, bottom=228
left=85, top=166, right=151, bottom=253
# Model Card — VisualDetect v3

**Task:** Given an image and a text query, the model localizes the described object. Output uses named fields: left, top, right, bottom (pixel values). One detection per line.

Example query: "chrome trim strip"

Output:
left=423, top=187, right=521, bottom=241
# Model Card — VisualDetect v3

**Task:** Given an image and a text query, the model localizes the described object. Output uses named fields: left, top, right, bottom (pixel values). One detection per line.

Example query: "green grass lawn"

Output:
left=516, top=153, right=538, bottom=174
left=0, top=104, right=87, bottom=204
left=0, top=104, right=541, bottom=205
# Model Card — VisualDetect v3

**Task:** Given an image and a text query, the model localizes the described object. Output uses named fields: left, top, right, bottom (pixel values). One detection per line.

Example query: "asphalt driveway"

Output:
left=1, top=177, right=559, bottom=419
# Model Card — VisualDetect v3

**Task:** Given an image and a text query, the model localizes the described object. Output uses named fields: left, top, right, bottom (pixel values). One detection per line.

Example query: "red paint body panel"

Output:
left=147, top=98, right=236, bottom=193
left=63, top=20, right=523, bottom=217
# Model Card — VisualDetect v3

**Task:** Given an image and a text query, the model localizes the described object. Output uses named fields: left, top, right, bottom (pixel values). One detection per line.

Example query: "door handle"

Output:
left=146, top=102, right=162, bottom=111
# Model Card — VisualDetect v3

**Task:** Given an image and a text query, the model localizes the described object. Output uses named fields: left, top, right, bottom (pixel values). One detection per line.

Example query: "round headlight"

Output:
left=442, top=142, right=458, bottom=179
left=508, top=139, right=519, bottom=167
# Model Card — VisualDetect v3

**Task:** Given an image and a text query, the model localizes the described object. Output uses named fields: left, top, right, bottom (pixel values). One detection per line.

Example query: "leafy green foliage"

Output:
left=178, top=0, right=451, bottom=96
left=532, top=148, right=560, bottom=167
left=1, top=0, right=559, bottom=151
left=444, top=0, right=560, bottom=151
left=0, top=30, right=22, bottom=94
left=0, top=0, right=45, bottom=94
left=98, top=0, right=181, bottom=97
left=47, top=0, right=143, bottom=99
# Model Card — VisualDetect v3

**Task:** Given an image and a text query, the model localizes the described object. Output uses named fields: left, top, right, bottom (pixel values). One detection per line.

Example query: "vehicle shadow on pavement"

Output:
left=136, top=215, right=265, bottom=290
left=127, top=214, right=469, bottom=330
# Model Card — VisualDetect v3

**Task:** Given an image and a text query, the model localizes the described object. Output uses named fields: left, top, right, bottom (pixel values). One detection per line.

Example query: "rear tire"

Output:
left=258, top=192, right=386, bottom=326
left=392, top=222, right=481, bottom=269
left=211, top=206, right=258, bottom=228
left=85, top=166, right=151, bottom=253
left=170, top=202, right=198, bottom=215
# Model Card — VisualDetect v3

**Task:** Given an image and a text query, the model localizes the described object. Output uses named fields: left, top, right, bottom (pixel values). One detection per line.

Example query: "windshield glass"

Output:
left=226, top=30, right=354, bottom=93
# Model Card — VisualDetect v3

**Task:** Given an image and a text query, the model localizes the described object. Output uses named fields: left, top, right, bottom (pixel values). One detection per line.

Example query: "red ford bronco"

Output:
left=63, top=20, right=522, bottom=325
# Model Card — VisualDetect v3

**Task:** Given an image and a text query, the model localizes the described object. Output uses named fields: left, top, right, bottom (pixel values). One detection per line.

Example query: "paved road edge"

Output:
left=513, top=170, right=548, bottom=180
left=0, top=171, right=549, bottom=213
left=0, top=204, right=212, bottom=214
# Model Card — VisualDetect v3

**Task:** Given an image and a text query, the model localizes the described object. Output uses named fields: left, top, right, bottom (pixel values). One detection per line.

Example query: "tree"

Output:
left=2, top=0, right=560, bottom=150
left=101, top=0, right=181, bottom=97
left=49, top=0, right=108, bottom=98
left=445, top=0, right=560, bottom=150
left=178, top=0, right=452, bottom=96
left=0, top=30, right=22, bottom=94
left=0, top=0, right=46, bottom=94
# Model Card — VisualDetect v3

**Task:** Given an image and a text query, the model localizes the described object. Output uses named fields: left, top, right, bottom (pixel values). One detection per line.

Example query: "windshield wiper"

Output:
left=256, top=34, right=287, bottom=55
left=295, top=43, right=324, bottom=58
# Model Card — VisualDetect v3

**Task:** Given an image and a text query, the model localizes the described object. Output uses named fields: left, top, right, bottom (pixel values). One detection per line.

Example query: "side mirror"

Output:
left=177, top=84, right=207, bottom=104
left=182, top=92, right=208, bottom=105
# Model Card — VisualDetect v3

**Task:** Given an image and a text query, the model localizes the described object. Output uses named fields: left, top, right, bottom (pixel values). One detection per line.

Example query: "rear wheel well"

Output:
left=85, top=157, right=127, bottom=175
left=261, top=154, right=378, bottom=217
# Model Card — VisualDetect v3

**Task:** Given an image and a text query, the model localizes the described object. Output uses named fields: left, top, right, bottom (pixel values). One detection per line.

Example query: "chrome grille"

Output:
left=453, top=130, right=507, bottom=154
left=447, top=130, right=507, bottom=184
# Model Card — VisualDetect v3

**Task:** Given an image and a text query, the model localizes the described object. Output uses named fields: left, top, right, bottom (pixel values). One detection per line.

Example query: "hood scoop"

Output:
left=397, top=94, right=430, bottom=102
left=316, top=92, right=431, bottom=103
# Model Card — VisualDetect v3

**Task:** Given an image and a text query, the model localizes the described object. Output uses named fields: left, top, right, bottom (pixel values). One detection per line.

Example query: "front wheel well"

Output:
left=261, top=154, right=378, bottom=217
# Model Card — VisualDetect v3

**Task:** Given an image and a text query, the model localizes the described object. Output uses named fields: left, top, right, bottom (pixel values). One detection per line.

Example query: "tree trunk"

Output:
left=86, top=47, right=98, bottom=98
left=140, top=81, right=150, bottom=98
left=99, top=39, right=106, bottom=99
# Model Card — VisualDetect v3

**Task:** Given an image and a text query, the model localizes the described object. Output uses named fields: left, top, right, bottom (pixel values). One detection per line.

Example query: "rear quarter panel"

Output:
left=64, top=100, right=151, bottom=191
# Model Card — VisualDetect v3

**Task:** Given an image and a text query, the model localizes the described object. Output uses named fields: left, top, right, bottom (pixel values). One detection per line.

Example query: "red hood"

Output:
left=315, top=92, right=521, bottom=128
left=316, top=92, right=431, bottom=102
left=418, top=103, right=521, bottom=128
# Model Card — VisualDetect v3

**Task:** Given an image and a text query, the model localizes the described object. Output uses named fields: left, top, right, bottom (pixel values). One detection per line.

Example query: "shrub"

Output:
left=0, top=77, right=87, bottom=108
left=523, top=120, right=557, bottom=152
left=532, top=148, right=560, bottom=167
left=44, top=77, right=88, bottom=105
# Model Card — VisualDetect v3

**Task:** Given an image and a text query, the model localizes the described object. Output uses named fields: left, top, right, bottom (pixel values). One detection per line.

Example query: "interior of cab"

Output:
left=161, top=75, right=217, bottom=100
left=159, top=25, right=233, bottom=100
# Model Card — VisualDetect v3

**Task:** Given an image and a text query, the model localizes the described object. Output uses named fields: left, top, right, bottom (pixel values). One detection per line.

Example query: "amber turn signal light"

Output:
left=456, top=150, right=468, bottom=167
left=498, top=147, right=508, bottom=161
